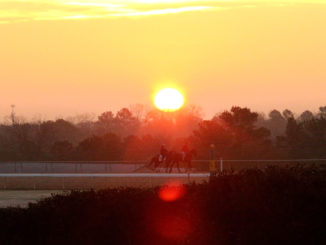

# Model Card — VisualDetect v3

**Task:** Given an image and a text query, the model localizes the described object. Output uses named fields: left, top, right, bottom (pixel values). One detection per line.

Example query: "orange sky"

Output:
left=1, top=0, right=326, bottom=120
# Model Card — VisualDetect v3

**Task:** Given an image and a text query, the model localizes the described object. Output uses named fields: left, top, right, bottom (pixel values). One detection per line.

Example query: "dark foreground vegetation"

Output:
left=0, top=166, right=325, bottom=245
left=2, top=105, right=326, bottom=161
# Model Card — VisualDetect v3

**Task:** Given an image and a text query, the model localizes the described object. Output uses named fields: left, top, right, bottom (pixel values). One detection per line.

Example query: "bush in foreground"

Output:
left=0, top=166, right=326, bottom=245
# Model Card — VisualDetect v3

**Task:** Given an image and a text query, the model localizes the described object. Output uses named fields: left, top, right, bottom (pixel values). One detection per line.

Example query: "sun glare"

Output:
left=154, top=88, right=184, bottom=111
left=158, top=181, right=186, bottom=202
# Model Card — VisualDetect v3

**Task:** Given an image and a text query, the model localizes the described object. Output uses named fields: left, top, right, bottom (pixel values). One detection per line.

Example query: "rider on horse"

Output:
left=159, top=145, right=168, bottom=162
left=181, top=143, right=189, bottom=161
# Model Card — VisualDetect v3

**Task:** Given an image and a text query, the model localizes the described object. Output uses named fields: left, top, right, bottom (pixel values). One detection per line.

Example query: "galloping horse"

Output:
left=167, top=149, right=197, bottom=173
left=147, top=149, right=197, bottom=173
left=165, top=151, right=182, bottom=173
left=147, top=154, right=168, bottom=171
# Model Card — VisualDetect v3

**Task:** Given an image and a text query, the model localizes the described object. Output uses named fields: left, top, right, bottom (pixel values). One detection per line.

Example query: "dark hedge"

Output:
left=1, top=166, right=326, bottom=245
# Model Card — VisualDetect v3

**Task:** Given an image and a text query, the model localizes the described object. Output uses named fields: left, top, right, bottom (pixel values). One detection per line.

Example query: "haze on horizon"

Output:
left=1, top=0, right=326, bottom=120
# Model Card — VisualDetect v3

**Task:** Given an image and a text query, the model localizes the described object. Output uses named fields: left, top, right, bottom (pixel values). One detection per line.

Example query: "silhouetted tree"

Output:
left=283, top=109, right=294, bottom=120
left=192, top=107, right=271, bottom=159
left=75, top=135, right=104, bottom=160
left=278, top=116, right=326, bottom=158
left=96, top=111, right=115, bottom=135
left=319, top=106, right=326, bottom=118
left=75, top=133, right=122, bottom=160
left=299, top=110, right=314, bottom=122
left=3, top=105, right=326, bottom=161
left=115, top=108, right=140, bottom=137
left=260, top=110, right=286, bottom=139
left=50, top=140, right=73, bottom=160
left=270, top=110, right=284, bottom=121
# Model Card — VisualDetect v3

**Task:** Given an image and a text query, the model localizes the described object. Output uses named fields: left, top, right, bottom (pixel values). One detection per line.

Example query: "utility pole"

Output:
left=10, top=104, right=16, bottom=125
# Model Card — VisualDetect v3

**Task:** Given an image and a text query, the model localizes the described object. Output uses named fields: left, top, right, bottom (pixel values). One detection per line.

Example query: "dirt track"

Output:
left=0, top=173, right=209, bottom=190
left=0, top=190, right=64, bottom=208
left=0, top=174, right=209, bottom=208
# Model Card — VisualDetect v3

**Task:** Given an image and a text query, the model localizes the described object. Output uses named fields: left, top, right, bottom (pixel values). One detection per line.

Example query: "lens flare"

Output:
left=154, top=88, right=184, bottom=111
left=158, top=181, right=186, bottom=202
left=156, top=213, right=192, bottom=240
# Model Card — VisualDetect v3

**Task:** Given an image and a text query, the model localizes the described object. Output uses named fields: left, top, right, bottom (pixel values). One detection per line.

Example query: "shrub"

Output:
left=0, top=166, right=325, bottom=245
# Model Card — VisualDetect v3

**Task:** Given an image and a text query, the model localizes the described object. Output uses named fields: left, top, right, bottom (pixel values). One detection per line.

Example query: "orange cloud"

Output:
left=1, top=0, right=325, bottom=23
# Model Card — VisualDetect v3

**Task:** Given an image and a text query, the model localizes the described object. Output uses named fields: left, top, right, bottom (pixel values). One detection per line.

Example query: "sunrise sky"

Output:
left=1, top=0, right=326, bottom=120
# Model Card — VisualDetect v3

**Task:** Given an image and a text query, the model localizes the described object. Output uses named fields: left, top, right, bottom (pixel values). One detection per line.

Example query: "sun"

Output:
left=154, top=88, right=184, bottom=111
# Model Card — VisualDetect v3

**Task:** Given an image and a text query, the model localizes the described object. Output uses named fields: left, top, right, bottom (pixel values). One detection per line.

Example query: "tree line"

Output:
left=1, top=105, right=326, bottom=161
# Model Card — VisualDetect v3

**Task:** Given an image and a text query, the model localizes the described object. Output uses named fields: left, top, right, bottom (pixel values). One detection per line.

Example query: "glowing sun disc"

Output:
left=154, top=88, right=184, bottom=111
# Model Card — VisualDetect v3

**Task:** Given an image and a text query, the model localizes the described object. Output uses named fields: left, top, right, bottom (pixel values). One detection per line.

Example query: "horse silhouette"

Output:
left=167, top=149, right=197, bottom=173
left=147, top=154, right=167, bottom=171
left=147, top=149, right=197, bottom=173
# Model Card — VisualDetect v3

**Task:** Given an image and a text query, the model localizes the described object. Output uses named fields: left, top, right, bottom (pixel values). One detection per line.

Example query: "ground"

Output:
left=0, top=190, right=63, bottom=208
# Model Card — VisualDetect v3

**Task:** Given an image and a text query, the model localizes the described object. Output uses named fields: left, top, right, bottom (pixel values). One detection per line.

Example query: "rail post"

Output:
left=62, top=177, right=65, bottom=190
left=220, top=158, right=224, bottom=172
left=4, top=177, right=7, bottom=190
left=209, top=144, right=216, bottom=179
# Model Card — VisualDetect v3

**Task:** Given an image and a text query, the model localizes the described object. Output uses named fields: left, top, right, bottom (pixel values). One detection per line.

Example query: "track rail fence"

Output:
left=216, top=159, right=326, bottom=172
left=0, top=160, right=325, bottom=190
left=0, top=159, right=326, bottom=174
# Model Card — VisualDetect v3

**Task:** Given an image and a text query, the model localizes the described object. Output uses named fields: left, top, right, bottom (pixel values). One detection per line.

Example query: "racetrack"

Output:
left=0, top=173, right=210, bottom=207
left=1, top=159, right=324, bottom=191
left=0, top=190, right=64, bottom=208
left=0, top=173, right=210, bottom=190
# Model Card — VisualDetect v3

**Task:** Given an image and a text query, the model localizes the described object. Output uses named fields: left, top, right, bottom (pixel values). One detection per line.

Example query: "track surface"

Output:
left=0, top=190, right=63, bottom=208
left=0, top=173, right=210, bottom=177
left=0, top=173, right=210, bottom=191
left=0, top=173, right=210, bottom=207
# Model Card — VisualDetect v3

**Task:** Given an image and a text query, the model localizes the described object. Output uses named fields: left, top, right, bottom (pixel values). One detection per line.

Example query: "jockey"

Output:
left=159, top=145, right=168, bottom=162
left=181, top=144, right=189, bottom=161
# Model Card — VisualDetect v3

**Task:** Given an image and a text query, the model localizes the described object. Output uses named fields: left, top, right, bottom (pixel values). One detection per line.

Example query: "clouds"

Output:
left=0, top=0, right=325, bottom=23
left=0, top=0, right=212, bottom=23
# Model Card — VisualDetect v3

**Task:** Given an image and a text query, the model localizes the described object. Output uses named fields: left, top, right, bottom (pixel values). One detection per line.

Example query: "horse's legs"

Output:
left=155, top=159, right=164, bottom=172
left=176, top=161, right=181, bottom=173
left=169, top=161, right=174, bottom=173
left=165, top=160, right=170, bottom=173
left=186, top=160, right=192, bottom=173
left=148, top=159, right=155, bottom=169
left=159, top=162, right=163, bottom=173
left=189, top=160, right=192, bottom=172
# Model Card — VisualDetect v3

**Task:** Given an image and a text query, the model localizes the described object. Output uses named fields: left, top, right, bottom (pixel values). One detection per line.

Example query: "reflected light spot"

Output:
left=156, top=214, right=192, bottom=240
left=158, top=181, right=186, bottom=202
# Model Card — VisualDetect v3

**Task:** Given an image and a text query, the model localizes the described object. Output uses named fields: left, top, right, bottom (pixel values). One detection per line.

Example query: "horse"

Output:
left=147, top=150, right=181, bottom=173
left=184, top=149, right=197, bottom=172
left=147, top=154, right=167, bottom=172
left=167, top=149, right=197, bottom=173
left=165, top=151, right=183, bottom=173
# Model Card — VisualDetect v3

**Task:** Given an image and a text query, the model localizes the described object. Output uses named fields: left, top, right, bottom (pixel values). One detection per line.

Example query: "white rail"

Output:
left=0, top=173, right=210, bottom=178
left=218, top=159, right=326, bottom=162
